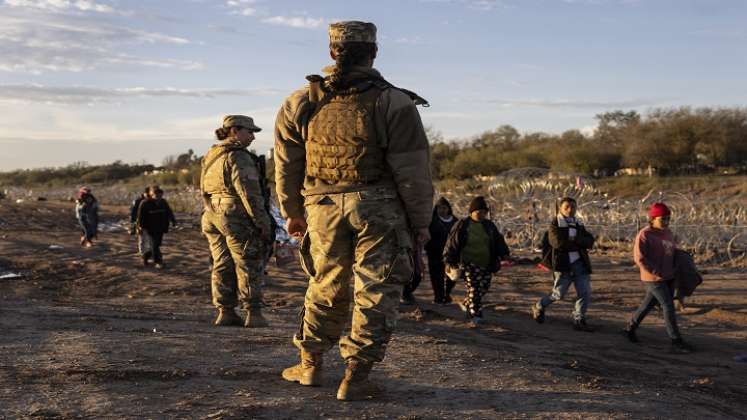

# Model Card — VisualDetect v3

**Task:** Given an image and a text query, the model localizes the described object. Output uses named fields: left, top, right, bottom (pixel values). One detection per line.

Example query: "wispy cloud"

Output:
left=226, top=0, right=257, bottom=16
left=0, top=13, right=198, bottom=73
left=3, top=0, right=115, bottom=13
left=0, top=84, right=282, bottom=104
left=261, top=15, right=326, bottom=29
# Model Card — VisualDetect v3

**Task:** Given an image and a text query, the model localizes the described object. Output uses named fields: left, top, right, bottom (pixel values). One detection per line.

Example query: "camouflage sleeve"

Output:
left=274, top=88, right=310, bottom=220
left=229, top=151, right=272, bottom=233
left=380, top=89, right=434, bottom=230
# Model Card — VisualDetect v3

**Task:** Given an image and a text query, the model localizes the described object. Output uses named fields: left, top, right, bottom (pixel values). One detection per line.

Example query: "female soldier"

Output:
left=201, top=115, right=273, bottom=328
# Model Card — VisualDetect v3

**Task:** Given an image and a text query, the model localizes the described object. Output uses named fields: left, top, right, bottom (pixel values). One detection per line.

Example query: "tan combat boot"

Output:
left=336, top=360, right=382, bottom=401
left=214, top=308, right=242, bottom=327
left=244, top=307, right=269, bottom=328
left=281, top=351, right=323, bottom=386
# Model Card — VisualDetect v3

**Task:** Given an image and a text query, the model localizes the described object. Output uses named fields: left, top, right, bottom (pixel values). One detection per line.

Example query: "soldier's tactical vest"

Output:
left=201, top=144, right=241, bottom=197
left=306, top=83, right=385, bottom=184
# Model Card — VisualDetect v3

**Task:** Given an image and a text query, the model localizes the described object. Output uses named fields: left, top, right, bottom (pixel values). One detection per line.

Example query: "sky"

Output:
left=0, top=0, right=745, bottom=170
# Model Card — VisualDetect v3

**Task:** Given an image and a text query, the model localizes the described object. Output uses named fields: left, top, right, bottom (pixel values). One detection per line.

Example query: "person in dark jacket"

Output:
left=136, top=187, right=176, bottom=268
left=425, top=197, right=457, bottom=304
left=443, top=196, right=510, bottom=327
left=130, top=187, right=149, bottom=230
left=532, top=197, right=595, bottom=331
left=402, top=197, right=457, bottom=305
left=130, top=186, right=151, bottom=259
left=75, top=186, right=99, bottom=248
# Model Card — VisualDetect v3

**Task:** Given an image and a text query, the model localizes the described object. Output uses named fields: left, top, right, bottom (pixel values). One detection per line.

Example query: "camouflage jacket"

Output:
left=274, top=66, right=434, bottom=229
left=201, top=140, right=273, bottom=234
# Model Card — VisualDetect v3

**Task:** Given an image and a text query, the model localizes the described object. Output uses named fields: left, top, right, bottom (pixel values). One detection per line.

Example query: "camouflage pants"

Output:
left=201, top=198, right=266, bottom=310
left=294, top=189, right=413, bottom=363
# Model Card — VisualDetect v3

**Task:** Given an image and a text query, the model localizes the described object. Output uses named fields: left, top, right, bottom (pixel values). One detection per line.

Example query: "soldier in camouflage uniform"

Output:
left=201, top=115, right=273, bottom=328
left=275, top=21, right=434, bottom=401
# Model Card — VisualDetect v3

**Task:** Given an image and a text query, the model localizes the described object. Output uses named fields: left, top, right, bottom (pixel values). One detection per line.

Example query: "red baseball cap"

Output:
left=649, top=202, right=671, bottom=219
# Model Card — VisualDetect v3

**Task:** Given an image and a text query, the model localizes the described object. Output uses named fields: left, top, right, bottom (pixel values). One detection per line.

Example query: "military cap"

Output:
left=328, top=21, right=377, bottom=44
left=222, top=115, right=261, bottom=132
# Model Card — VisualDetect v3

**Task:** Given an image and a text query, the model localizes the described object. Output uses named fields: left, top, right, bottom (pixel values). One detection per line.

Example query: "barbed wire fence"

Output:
left=439, top=177, right=747, bottom=268
left=4, top=177, right=746, bottom=267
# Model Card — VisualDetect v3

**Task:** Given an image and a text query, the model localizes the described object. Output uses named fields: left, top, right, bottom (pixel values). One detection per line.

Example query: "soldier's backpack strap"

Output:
left=369, top=76, right=430, bottom=107
left=200, top=147, right=228, bottom=206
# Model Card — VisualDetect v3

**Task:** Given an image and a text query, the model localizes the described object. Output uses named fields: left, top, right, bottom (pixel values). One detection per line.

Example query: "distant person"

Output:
left=136, top=186, right=176, bottom=269
left=75, top=186, right=98, bottom=248
left=623, top=202, right=694, bottom=353
left=201, top=115, right=273, bottom=328
left=443, top=196, right=510, bottom=327
left=531, top=197, right=596, bottom=332
left=130, top=186, right=151, bottom=263
left=425, top=197, right=457, bottom=304
left=130, top=187, right=149, bottom=232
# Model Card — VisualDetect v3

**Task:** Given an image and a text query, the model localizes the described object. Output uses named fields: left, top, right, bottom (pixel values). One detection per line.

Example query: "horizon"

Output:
left=1, top=0, right=746, bottom=171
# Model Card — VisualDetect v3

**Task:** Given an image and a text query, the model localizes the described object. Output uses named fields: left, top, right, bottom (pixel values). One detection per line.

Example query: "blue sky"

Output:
left=1, top=0, right=745, bottom=170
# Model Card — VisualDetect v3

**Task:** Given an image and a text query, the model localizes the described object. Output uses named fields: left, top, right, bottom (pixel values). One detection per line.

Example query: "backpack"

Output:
left=539, top=230, right=553, bottom=270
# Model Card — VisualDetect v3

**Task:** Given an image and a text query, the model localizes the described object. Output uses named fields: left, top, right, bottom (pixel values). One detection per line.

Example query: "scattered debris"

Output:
left=0, top=272, right=22, bottom=280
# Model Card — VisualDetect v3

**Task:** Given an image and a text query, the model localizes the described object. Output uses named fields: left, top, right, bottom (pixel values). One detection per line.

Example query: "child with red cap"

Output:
left=623, top=202, right=694, bottom=353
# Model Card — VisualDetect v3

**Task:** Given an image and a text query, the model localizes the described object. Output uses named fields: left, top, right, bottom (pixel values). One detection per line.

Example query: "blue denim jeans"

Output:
left=630, top=279, right=681, bottom=340
left=536, top=259, right=591, bottom=321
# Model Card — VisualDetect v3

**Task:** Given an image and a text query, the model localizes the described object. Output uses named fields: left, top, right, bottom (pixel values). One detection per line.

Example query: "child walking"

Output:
left=443, top=196, right=510, bottom=327
left=623, top=202, right=694, bottom=353
left=531, top=197, right=596, bottom=332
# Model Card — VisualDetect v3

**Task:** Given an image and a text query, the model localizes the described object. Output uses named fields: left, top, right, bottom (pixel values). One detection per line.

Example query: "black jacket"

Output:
left=425, top=198, right=457, bottom=260
left=443, top=217, right=510, bottom=273
left=130, top=195, right=146, bottom=223
left=540, top=217, right=595, bottom=273
left=137, top=198, right=176, bottom=234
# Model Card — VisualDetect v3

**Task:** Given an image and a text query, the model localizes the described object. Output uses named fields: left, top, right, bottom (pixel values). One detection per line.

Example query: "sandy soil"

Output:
left=0, top=200, right=745, bottom=419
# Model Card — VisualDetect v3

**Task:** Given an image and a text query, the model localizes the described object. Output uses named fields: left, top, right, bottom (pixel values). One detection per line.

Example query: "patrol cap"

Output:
left=328, top=21, right=377, bottom=44
left=222, top=115, right=261, bottom=132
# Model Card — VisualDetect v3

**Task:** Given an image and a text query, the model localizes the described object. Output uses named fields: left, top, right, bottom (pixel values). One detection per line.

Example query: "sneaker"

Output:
left=531, top=305, right=545, bottom=324
left=573, top=319, right=595, bottom=332
left=468, top=316, right=483, bottom=328
left=154, top=263, right=164, bottom=269
left=670, top=338, right=694, bottom=354
left=622, top=327, right=639, bottom=343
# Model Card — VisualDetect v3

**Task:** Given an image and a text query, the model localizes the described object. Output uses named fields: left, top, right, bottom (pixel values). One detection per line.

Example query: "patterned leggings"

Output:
left=463, top=263, right=492, bottom=318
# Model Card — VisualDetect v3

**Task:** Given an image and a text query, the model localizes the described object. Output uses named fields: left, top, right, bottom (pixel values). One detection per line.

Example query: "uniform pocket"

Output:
left=298, top=232, right=316, bottom=278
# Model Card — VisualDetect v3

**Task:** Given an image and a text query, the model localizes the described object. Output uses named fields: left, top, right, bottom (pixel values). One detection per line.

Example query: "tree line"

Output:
left=3, top=106, right=746, bottom=187
left=430, top=107, right=747, bottom=179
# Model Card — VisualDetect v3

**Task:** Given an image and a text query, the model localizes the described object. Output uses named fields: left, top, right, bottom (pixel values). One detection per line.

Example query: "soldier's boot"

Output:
left=336, top=360, right=382, bottom=401
left=214, top=308, right=242, bottom=327
left=244, top=307, right=269, bottom=328
left=281, top=351, right=323, bottom=386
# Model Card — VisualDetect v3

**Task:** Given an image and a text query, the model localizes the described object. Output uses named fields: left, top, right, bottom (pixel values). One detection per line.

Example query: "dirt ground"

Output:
left=0, top=200, right=745, bottom=419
